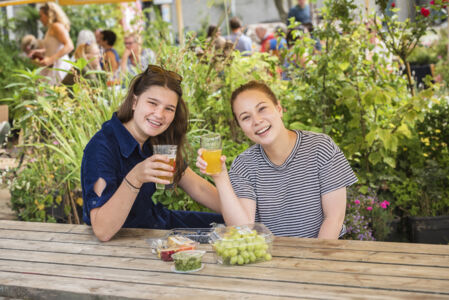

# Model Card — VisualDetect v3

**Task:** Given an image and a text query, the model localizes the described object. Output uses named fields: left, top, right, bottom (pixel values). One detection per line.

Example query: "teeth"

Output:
left=256, top=126, right=270, bottom=135
left=148, top=119, right=162, bottom=126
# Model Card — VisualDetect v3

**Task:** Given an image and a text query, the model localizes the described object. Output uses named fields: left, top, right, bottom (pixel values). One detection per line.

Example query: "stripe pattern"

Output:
left=229, top=130, right=358, bottom=237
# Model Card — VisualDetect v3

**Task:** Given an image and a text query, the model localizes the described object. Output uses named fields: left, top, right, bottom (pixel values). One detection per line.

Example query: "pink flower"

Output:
left=366, top=206, right=373, bottom=211
left=391, top=2, right=396, bottom=7
left=380, top=202, right=387, bottom=209
left=430, top=0, right=435, bottom=5
left=354, top=200, right=361, bottom=205
left=421, top=7, right=430, bottom=17
left=53, top=140, right=59, bottom=145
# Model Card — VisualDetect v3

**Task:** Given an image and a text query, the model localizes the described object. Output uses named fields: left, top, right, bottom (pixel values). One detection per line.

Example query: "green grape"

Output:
left=244, top=257, right=250, bottom=264
left=249, top=252, right=257, bottom=262
left=241, top=250, right=250, bottom=259
left=238, top=242, right=247, bottom=251
left=237, top=255, right=244, bottom=265
left=229, top=248, right=238, bottom=257
left=223, top=249, right=231, bottom=258
left=255, top=249, right=266, bottom=258
left=264, top=253, right=272, bottom=261
left=230, top=256, right=238, bottom=265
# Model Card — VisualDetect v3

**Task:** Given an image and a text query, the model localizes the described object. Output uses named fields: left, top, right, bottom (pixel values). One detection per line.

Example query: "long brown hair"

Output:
left=117, top=66, right=188, bottom=186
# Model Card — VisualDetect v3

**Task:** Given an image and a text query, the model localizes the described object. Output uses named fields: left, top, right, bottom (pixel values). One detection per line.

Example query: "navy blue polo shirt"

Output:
left=81, top=113, right=224, bottom=229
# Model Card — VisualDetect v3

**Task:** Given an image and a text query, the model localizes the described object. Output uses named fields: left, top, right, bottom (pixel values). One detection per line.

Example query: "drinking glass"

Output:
left=152, top=144, right=177, bottom=189
left=201, top=133, right=222, bottom=175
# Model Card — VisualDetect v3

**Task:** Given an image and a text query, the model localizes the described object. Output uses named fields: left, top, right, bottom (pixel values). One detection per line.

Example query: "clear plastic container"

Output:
left=164, top=228, right=213, bottom=244
left=171, top=250, right=206, bottom=272
left=210, top=223, right=273, bottom=265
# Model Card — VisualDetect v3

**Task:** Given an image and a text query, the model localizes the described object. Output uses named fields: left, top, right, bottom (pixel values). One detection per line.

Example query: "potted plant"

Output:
left=390, top=97, right=449, bottom=244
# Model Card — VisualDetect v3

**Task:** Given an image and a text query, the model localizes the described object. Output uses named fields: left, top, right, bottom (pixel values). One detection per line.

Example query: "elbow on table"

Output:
left=92, top=226, right=115, bottom=242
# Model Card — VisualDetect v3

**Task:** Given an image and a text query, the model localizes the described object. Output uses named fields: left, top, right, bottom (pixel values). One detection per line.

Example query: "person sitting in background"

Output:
left=120, top=32, right=155, bottom=77
left=206, top=25, right=226, bottom=50
left=76, top=29, right=96, bottom=49
left=20, top=34, right=44, bottom=60
left=268, top=26, right=288, bottom=58
left=98, top=30, right=120, bottom=76
left=224, top=17, right=252, bottom=55
left=62, top=42, right=101, bottom=86
left=255, top=26, right=275, bottom=53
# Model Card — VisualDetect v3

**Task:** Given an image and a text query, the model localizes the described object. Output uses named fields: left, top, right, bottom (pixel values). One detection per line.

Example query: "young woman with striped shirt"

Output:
left=197, top=81, right=357, bottom=239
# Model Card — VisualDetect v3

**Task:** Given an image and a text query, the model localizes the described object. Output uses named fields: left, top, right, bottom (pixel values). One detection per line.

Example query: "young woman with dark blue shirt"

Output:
left=81, top=65, right=223, bottom=241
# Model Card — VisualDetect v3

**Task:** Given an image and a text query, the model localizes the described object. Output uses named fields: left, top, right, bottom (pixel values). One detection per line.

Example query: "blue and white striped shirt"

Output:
left=229, top=130, right=357, bottom=237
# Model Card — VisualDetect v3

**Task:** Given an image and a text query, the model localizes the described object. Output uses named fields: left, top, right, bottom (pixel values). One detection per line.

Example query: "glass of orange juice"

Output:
left=152, top=144, right=177, bottom=189
left=201, top=133, right=222, bottom=175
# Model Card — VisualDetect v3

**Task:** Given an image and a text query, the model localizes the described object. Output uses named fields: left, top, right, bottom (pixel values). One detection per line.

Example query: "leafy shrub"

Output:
left=344, top=186, right=394, bottom=241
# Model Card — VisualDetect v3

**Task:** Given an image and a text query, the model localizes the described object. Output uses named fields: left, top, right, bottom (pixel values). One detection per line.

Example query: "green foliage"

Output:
left=389, top=97, right=449, bottom=217
left=0, top=41, right=35, bottom=101
left=408, top=45, right=439, bottom=65
left=63, top=4, right=121, bottom=48
left=4, top=65, right=123, bottom=222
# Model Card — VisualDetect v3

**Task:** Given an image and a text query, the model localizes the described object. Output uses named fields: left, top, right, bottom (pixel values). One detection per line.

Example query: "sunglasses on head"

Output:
left=144, top=64, right=183, bottom=83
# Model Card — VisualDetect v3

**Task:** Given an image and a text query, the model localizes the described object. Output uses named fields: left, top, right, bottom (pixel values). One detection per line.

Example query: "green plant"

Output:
left=390, top=97, right=449, bottom=217
left=407, top=45, right=438, bottom=65
left=344, top=186, right=394, bottom=240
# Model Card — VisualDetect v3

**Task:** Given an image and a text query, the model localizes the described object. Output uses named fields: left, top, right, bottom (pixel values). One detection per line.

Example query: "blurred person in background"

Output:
left=120, top=32, right=155, bottom=77
left=62, top=42, right=102, bottom=86
left=28, top=2, right=74, bottom=85
left=255, top=26, right=275, bottom=53
left=287, top=0, right=311, bottom=25
left=98, top=30, right=120, bottom=77
left=224, top=17, right=252, bottom=55
left=21, top=34, right=44, bottom=60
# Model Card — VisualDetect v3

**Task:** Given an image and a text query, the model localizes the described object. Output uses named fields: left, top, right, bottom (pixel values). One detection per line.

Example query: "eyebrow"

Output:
left=147, top=97, right=177, bottom=110
left=238, top=101, right=267, bottom=119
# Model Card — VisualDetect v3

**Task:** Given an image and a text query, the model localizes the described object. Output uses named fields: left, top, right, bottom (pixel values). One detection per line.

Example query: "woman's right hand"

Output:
left=196, top=148, right=227, bottom=179
left=127, top=154, right=175, bottom=187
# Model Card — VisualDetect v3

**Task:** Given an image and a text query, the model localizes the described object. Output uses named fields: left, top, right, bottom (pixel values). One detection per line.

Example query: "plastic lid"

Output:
left=171, top=250, right=206, bottom=260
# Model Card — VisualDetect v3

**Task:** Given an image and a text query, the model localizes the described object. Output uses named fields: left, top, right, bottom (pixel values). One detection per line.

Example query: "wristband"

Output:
left=124, top=177, right=140, bottom=193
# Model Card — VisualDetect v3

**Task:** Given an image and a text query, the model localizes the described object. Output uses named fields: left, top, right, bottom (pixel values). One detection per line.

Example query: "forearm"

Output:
left=214, top=172, right=253, bottom=225
left=91, top=181, right=138, bottom=241
left=179, top=168, right=221, bottom=213
left=317, top=217, right=344, bottom=239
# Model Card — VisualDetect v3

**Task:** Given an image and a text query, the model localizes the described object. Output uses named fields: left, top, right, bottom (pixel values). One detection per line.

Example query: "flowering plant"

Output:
left=344, top=186, right=395, bottom=241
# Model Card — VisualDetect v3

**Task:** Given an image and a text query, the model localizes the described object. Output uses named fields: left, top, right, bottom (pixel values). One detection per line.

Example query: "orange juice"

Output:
left=202, top=149, right=222, bottom=174
left=157, top=157, right=176, bottom=183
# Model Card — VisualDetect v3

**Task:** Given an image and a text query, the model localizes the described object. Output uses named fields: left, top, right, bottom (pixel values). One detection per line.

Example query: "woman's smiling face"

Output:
left=233, top=89, right=284, bottom=146
left=130, top=85, right=178, bottom=141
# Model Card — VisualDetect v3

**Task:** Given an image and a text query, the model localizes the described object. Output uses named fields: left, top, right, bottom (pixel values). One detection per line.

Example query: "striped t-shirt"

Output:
left=228, top=130, right=358, bottom=237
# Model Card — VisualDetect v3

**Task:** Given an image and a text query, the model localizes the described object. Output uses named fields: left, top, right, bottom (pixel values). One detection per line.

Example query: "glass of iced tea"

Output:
left=201, top=133, right=222, bottom=175
left=152, top=144, right=177, bottom=189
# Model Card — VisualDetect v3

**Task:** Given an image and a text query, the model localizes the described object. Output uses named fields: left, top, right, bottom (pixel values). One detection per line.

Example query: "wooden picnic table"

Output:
left=0, top=220, right=448, bottom=299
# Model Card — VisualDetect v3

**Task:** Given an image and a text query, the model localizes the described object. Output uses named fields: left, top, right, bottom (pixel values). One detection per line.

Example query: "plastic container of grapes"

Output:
left=210, top=223, right=273, bottom=265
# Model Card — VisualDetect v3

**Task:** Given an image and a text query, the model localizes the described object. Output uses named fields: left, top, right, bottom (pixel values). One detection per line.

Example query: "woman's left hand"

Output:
left=38, top=56, right=55, bottom=67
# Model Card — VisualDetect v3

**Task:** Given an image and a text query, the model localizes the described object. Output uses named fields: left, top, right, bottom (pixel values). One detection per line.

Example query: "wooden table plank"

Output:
left=1, top=262, right=447, bottom=300
left=1, top=248, right=449, bottom=295
left=1, top=238, right=448, bottom=281
left=0, top=271, right=291, bottom=300
left=2, top=228, right=448, bottom=268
